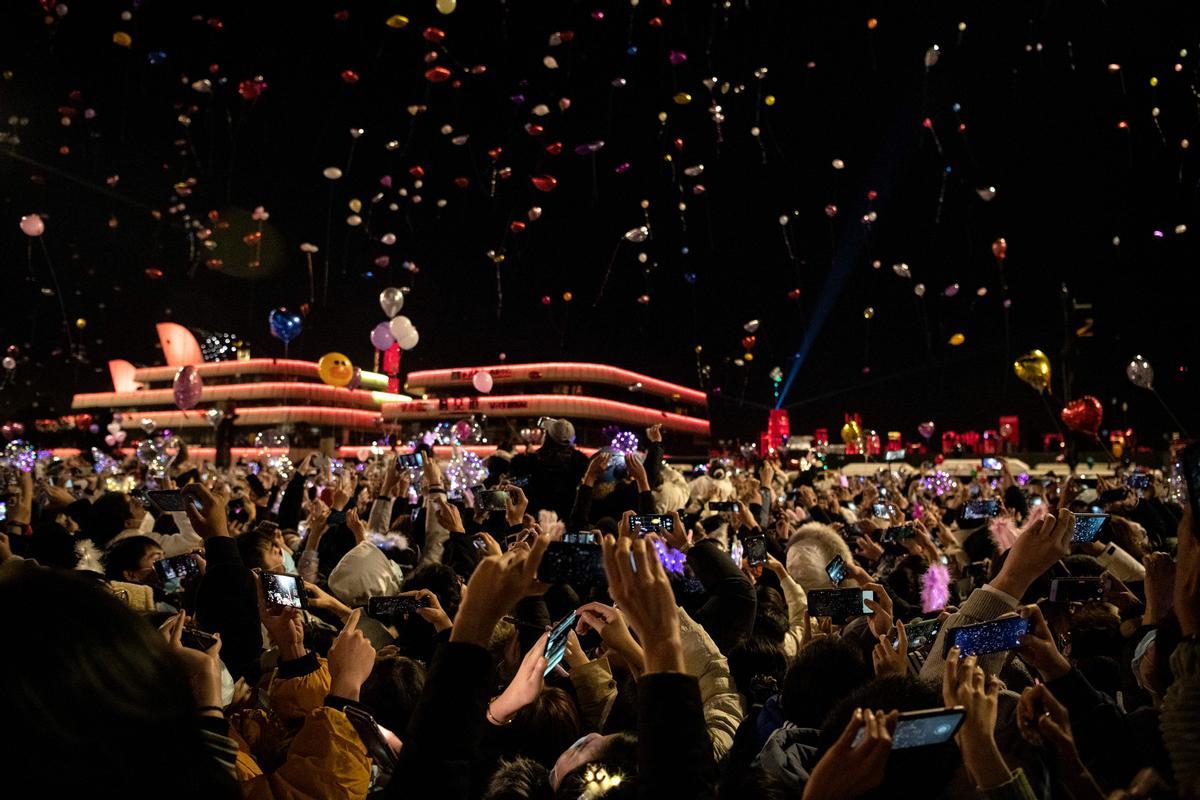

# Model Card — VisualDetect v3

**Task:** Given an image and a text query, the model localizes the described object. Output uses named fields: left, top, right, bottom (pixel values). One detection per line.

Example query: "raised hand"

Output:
left=624, top=452, right=650, bottom=491
left=582, top=451, right=611, bottom=487
left=646, top=424, right=663, bottom=443
left=344, top=508, right=367, bottom=543
left=872, top=619, right=908, bottom=676
left=161, top=612, right=224, bottom=713
left=432, top=495, right=465, bottom=534
left=488, top=632, right=549, bottom=725
left=863, top=582, right=894, bottom=638
left=601, top=533, right=683, bottom=674
left=576, top=601, right=645, bottom=673
left=327, top=609, right=377, bottom=702
left=401, top=588, right=453, bottom=632
left=253, top=569, right=306, bottom=661
left=1016, top=604, right=1070, bottom=681
left=945, top=650, right=1011, bottom=790
left=990, top=511, right=1074, bottom=600
left=181, top=483, right=231, bottom=539
left=450, top=533, right=550, bottom=648
left=802, top=709, right=897, bottom=800
left=503, top=485, right=530, bottom=526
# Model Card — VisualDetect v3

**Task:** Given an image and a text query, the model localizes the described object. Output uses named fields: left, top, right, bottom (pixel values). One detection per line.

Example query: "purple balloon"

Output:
left=347, top=367, right=362, bottom=390
left=370, top=321, right=396, bottom=351
left=173, top=365, right=203, bottom=410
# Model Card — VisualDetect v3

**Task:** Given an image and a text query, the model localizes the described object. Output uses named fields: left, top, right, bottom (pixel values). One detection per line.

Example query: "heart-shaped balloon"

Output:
left=113, top=430, right=126, bottom=445
left=741, top=335, right=757, bottom=351
left=140, top=417, right=157, bottom=434
left=1061, top=396, right=1103, bottom=436
left=1, top=424, right=13, bottom=440
left=106, top=421, right=122, bottom=435
left=104, top=434, right=117, bottom=447
left=917, top=421, right=936, bottom=439
left=840, top=420, right=862, bottom=444
left=268, top=308, right=303, bottom=343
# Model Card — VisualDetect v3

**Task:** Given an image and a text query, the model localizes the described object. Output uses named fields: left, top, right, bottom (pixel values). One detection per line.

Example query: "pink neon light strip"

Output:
left=382, top=394, right=709, bottom=434
left=405, top=362, right=707, bottom=406
left=72, top=382, right=407, bottom=411
left=57, top=445, right=600, bottom=461
left=131, top=358, right=389, bottom=390
left=118, top=406, right=384, bottom=430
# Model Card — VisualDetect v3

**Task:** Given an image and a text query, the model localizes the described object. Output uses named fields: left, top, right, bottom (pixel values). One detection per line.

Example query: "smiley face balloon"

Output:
left=318, top=352, right=355, bottom=387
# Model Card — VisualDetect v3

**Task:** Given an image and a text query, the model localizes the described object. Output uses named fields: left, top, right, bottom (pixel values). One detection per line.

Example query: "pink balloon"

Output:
left=104, top=434, right=117, bottom=447
left=917, top=421, right=936, bottom=439
left=19, top=214, right=45, bottom=237
left=173, top=365, right=204, bottom=410
left=472, top=371, right=494, bottom=393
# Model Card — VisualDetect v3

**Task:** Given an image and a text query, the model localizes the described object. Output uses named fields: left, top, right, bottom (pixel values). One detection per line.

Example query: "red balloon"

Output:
left=741, top=335, right=756, bottom=350
left=1060, top=395, right=1103, bottom=436
left=530, top=175, right=558, bottom=192
left=424, top=66, right=452, bottom=83
left=991, top=237, right=1007, bottom=262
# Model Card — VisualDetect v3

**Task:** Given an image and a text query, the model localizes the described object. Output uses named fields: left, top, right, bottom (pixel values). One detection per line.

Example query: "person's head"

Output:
left=102, top=535, right=164, bottom=584
left=719, top=767, right=791, bottom=800
left=728, top=635, right=788, bottom=704
left=359, top=654, right=426, bottom=738
left=483, top=757, right=552, bottom=800
left=753, top=585, right=788, bottom=642
left=542, top=418, right=576, bottom=447
left=781, top=638, right=872, bottom=728
left=402, top=562, right=463, bottom=618
left=884, top=554, right=929, bottom=611
left=28, top=520, right=81, bottom=569
left=235, top=528, right=284, bottom=572
left=1061, top=554, right=1104, bottom=577
left=818, top=675, right=958, bottom=799
left=509, top=687, right=582, bottom=767
left=0, top=570, right=237, bottom=798
left=1104, top=516, right=1150, bottom=561
left=550, top=731, right=637, bottom=796
left=88, top=492, right=143, bottom=547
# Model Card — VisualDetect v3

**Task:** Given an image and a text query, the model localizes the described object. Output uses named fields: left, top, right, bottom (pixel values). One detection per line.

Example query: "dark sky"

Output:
left=1, top=0, right=1196, bottom=447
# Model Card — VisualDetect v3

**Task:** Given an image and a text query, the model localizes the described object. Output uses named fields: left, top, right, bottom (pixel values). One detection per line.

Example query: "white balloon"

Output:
left=379, top=287, right=405, bottom=318
left=397, top=327, right=420, bottom=351
left=388, top=315, right=414, bottom=341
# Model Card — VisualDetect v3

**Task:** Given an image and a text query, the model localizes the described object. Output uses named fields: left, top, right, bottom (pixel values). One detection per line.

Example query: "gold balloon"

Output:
left=840, top=420, right=862, bottom=445
left=436, top=0, right=457, bottom=13
left=1013, top=349, right=1051, bottom=393
left=318, top=352, right=355, bottom=387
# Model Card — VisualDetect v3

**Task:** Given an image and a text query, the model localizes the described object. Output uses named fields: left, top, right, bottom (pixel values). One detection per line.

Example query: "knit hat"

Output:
left=543, top=417, right=576, bottom=445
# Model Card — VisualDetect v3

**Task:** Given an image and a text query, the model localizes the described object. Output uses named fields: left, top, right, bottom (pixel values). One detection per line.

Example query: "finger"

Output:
left=970, top=664, right=985, bottom=692
left=630, top=536, right=653, bottom=582
left=342, top=607, right=362, bottom=635
left=208, top=632, right=223, bottom=657
left=945, top=646, right=961, bottom=690
left=601, top=535, right=626, bottom=600
left=896, top=619, right=908, bottom=652
left=615, top=534, right=637, bottom=593
left=524, top=532, right=550, bottom=585
left=834, top=708, right=867, bottom=751
left=525, top=632, right=550, bottom=670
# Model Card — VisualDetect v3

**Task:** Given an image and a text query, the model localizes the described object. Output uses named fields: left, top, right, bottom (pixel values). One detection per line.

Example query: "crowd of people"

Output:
left=1, top=419, right=1197, bottom=800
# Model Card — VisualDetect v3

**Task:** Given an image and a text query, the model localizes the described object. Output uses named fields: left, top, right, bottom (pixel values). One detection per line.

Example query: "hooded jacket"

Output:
left=784, top=522, right=854, bottom=591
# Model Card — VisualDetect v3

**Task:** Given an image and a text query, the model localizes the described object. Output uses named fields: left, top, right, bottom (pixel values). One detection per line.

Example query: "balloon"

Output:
left=1126, top=355, right=1154, bottom=390
left=530, top=175, right=558, bottom=192
left=917, top=421, right=936, bottom=439
left=268, top=308, right=303, bottom=343
left=436, top=0, right=456, bottom=13
left=204, top=408, right=223, bottom=427
left=840, top=420, right=862, bottom=445
left=19, top=214, right=44, bottom=237
left=472, top=371, right=494, bottom=393
left=370, top=321, right=396, bottom=350
left=991, top=238, right=1007, bottom=261
left=379, top=287, right=405, bottom=317
left=396, top=326, right=420, bottom=351
left=388, top=315, right=414, bottom=342
left=140, top=417, right=157, bottom=434
left=173, top=366, right=203, bottom=410
left=1013, top=349, right=1051, bottom=393
left=1061, top=396, right=1103, bottom=436
left=1, top=356, right=14, bottom=370
left=741, top=336, right=757, bottom=350
left=347, top=367, right=362, bottom=390
left=318, top=352, right=355, bottom=387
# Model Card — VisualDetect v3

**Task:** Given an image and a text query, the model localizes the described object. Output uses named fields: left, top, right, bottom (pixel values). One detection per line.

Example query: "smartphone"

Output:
left=478, top=489, right=510, bottom=512
left=743, top=534, right=767, bottom=566
left=871, top=503, right=891, bottom=519
left=861, top=589, right=876, bottom=614
left=882, top=524, right=915, bottom=549
left=1071, top=513, right=1108, bottom=543
left=396, top=452, right=425, bottom=469
left=0, top=501, right=6, bottom=522
left=1029, top=496, right=1044, bottom=507
left=964, top=561, right=991, bottom=581
left=544, top=612, right=579, bottom=676
left=146, top=489, right=187, bottom=513
left=561, top=531, right=595, bottom=545
left=1077, top=476, right=1099, bottom=489
left=175, top=468, right=201, bottom=487
left=153, top=553, right=201, bottom=594
left=326, top=509, right=347, bottom=526
left=825, top=554, right=848, bottom=583
left=227, top=497, right=249, bottom=524
left=888, top=707, right=967, bottom=749
left=630, top=514, right=673, bottom=536
left=180, top=626, right=218, bottom=651
left=944, top=616, right=1030, bottom=657
left=962, top=499, right=1001, bottom=521
left=470, top=533, right=489, bottom=552
left=259, top=572, right=306, bottom=610
left=1124, top=472, right=1151, bottom=490
left=708, top=501, right=740, bottom=512
left=536, top=541, right=605, bottom=586
left=982, top=457, right=1003, bottom=471
left=367, top=595, right=429, bottom=620
left=807, top=588, right=867, bottom=624
left=1050, top=577, right=1104, bottom=603
left=896, top=618, right=943, bottom=651
left=343, top=705, right=398, bottom=774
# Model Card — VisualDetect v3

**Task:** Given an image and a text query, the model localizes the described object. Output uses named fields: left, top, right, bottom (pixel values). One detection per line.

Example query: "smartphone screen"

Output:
left=825, top=554, right=847, bottom=583
left=945, top=616, right=1030, bottom=657
left=630, top=514, right=673, bottom=536
left=561, top=531, right=595, bottom=545
left=260, top=573, right=306, bottom=609
left=1071, top=513, right=1108, bottom=543
left=506, top=475, right=530, bottom=488
left=1050, top=577, right=1104, bottom=603
left=962, top=499, right=1001, bottom=521
left=1125, top=473, right=1151, bottom=491
left=470, top=533, right=489, bottom=551
left=326, top=509, right=346, bottom=526
left=808, top=588, right=867, bottom=624
left=367, top=595, right=427, bottom=620
left=889, top=708, right=966, bottom=749
left=743, top=534, right=767, bottom=566
left=396, top=452, right=425, bottom=469
left=981, top=457, right=1003, bottom=471
left=871, top=503, right=890, bottom=519
left=896, top=618, right=943, bottom=651
left=536, top=542, right=605, bottom=586
left=543, top=612, right=579, bottom=676
left=180, top=626, right=218, bottom=651
left=0, top=501, right=6, bottom=522
left=478, top=489, right=509, bottom=512
left=861, top=589, right=876, bottom=614
left=153, top=554, right=200, bottom=594
left=708, top=501, right=740, bottom=512
left=146, top=489, right=187, bottom=513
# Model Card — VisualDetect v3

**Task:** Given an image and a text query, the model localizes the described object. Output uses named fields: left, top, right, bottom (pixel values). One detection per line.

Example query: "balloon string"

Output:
left=37, top=237, right=74, bottom=353
left=1152, top=389, right=1191, bottom=437
left=1038, top=391, right=1067, bottom=440
left=1090, top=434, right=1119, bottom=464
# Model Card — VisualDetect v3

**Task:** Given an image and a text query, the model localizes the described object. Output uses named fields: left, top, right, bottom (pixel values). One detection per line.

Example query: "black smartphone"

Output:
left=543, top=612, right=579, bottom=676
left=181, top=626, right=218, bottom=651
left=1097, top=488, right=1128, bottom=505
left=1050, top=577, right=1104, bottom=603
left=506, top=474, right=530, bottom=488
left=743, top=534, right=767, bottom=566
left=536, top=541, right=605, bottom=586
left=871, top=502, right=891, bottom=519
left=396, top=452, right=425, bottom=469
left=944, top=616, right=1030, bottom=657
left=630, top=514, right=673, bottom=536
left=825, top=554, right=848, bottom=584
left=888, top=707, right=967, bottom=750
left=227, top=497, right=249, bottom=524
left=470, top=533, right=489, bottom=552
left=561, top=531, right=596, bottom=545
left=326, top=509, right=347, bottom=526
left=807, top=588, right=867, bottom=624
left=367, top=595, right=429, bottom=620
left=175, top=468, right=201, bottom=487
left=1125, top=472, right=1151, bottom=491
left=1077, top=476, right=1099, bottom=489
left=1071, top=513, right=1108, bottom=543
left=478, top=489, right=510, bottom=512
left=1182, top=443, right=1200, bottom=522
left=708, top=501, right=740, bottom=512
left=146, top=489, right=187, bottom=513
left=153, top=553, right=201, bottom=594
left=896, top=618, right=943, bottom=651
left=962, top=499, right=1001, bottom=521
left=882, top=524, right=916, bottom=552
left=260, top=572, right=306, bottom=610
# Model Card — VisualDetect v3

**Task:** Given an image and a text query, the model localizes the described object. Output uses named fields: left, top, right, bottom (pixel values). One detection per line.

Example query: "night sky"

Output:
left=1, top=0, right=1197, bottom=447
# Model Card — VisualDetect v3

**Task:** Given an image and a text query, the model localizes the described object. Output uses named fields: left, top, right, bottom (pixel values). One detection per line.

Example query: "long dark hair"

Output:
left=0, top=570, right=237, bottom=798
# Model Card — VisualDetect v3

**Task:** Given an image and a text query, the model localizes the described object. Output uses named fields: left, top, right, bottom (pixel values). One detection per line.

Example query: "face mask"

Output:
left=281, top=548, right=296, bottom=575
left=138, top=513, right=156, bottom=534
